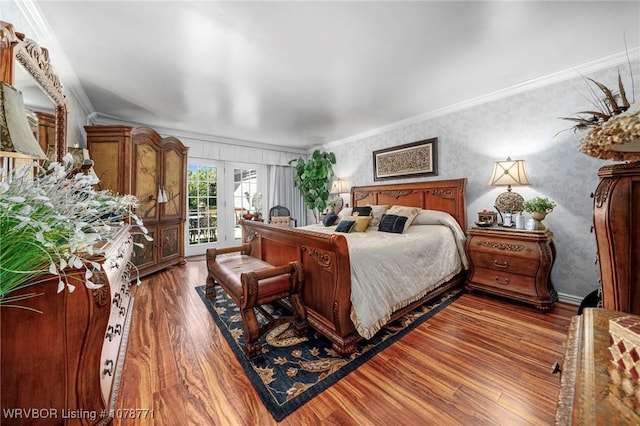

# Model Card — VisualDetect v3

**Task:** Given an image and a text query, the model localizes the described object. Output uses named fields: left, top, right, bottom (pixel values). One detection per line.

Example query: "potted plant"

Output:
left=523, top=196, right=556, bottom=230
left=289, top=150, right=336, bottom=223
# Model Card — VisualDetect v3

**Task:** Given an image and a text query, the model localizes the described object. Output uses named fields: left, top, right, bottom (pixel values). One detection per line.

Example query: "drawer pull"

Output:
left=494, top=276, right=510, bottom=285
left=106, top=325, right=114, bottom=341
left=103, top=359, right=114, bottom=377
left=493, top=260, right=509, bottom=269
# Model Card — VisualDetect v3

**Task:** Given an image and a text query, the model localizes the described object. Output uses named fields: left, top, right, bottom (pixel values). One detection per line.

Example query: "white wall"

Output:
left=324, top=60, right=640, bottom=303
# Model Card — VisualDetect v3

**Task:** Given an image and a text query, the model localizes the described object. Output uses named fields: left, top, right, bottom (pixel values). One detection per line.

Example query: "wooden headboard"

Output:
left=351, top=178, right=467, bottom=230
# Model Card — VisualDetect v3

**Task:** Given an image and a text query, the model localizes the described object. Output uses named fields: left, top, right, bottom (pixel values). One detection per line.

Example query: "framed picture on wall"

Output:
left=372, top=138, right=438, bottom=181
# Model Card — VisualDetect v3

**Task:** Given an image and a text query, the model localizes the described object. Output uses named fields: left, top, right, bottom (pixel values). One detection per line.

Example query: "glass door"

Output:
left=226, top=163, right=267, bottom=242
left=185, top=160, right=223, bottom=257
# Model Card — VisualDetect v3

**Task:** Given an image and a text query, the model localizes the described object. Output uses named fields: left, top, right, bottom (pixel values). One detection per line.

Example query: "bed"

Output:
left=241, top=178, right=468, bottom=355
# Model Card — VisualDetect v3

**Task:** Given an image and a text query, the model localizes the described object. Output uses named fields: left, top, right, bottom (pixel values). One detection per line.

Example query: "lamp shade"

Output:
left=489, top=158, right=531, bottom=187
left=0, top=81, right=47, bottom=159
left=330, top=178, right=348, bottom=194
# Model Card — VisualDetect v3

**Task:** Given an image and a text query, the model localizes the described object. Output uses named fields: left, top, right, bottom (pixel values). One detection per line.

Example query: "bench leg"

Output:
left=205, top=276, right=217, bottom=300
left=241, top=307, right=263, bottom=359
left=289, top=293, right=308, bottom=337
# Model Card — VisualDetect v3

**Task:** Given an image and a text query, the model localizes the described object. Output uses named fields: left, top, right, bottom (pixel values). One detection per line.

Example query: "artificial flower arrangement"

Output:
left=561, top=68, right=640, bottom=161
left=0, top=154, right=150, bottom=311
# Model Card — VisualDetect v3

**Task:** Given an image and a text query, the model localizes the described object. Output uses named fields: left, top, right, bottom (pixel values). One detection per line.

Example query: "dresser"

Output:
left=0, top=226, right=134, bottom=425
left=593, top=162, right=640, bottom=315
left=555, top=308, right=640, bottom=424
left=465, top=226, right=558, bottom=310
left=86, top=125, right=188, bottom=277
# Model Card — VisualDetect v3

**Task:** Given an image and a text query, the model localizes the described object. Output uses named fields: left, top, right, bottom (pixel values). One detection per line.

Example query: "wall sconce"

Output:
left=1, top=82, right=47, bottom=173
left=488, top=157, right=530, bottom=213
left=330, top=178, right=349, bottom=210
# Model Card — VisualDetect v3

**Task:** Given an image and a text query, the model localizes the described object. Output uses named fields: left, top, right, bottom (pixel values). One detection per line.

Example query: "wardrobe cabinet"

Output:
left=86, top=125, right=188, bottom=277
left=593, top=161, right=640, bottom=315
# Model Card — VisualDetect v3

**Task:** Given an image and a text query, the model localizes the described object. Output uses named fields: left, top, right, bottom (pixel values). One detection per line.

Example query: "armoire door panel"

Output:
left=158, top=223, right=182, bottom=262
left=132, top=225, right=157, bottom=271
left=134, top=143, right=159, bottom=221
left=162, top=148, right=183, bottom=220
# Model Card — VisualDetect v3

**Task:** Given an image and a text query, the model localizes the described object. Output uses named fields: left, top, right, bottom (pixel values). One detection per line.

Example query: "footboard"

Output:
left=241, top=220, right=361, bottom=354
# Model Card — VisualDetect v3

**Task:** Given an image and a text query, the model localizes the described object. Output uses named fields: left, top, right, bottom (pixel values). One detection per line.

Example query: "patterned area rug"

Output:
left=195, top=285, right=462, bottom=421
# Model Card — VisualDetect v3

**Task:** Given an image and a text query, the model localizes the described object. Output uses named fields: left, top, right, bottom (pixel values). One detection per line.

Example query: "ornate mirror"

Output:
left=0, top=21, right=67, bottom=162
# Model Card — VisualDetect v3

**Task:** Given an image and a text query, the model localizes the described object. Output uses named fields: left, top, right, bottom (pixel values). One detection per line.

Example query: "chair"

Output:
left=268, top=205, right=297, bottom=227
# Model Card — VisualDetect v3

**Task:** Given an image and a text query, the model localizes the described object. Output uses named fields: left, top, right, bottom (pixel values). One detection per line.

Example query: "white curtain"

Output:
left=267, top=165, right=306, bottom=226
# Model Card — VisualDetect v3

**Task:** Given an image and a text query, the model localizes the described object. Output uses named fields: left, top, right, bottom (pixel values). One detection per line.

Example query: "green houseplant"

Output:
left=523, top=196, right=556, bottom=230
left=289, top=150, right=336, bottom=223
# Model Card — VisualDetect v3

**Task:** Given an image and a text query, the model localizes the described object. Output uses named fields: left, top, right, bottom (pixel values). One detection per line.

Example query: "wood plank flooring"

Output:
left=116, top=257, right=575, bottom=425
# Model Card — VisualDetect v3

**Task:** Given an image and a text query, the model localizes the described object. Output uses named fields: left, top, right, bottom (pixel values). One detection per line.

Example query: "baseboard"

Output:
left=557, top=292, right=581, bottom=306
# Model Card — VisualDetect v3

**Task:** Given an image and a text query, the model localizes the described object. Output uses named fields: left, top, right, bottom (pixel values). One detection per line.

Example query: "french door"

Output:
left=225, top=163, right=267, bottom=242
left=185, top=160, right=266, bottom=256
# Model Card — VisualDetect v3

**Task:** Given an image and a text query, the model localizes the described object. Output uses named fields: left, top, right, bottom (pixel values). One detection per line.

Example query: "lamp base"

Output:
left=495, top=190, right=524, bottom=213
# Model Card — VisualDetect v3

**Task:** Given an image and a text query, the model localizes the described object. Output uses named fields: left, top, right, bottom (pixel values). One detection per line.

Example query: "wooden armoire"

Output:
left=86, top=125, right=189, bottom=277
left=593, top=161, right=640, bottom=314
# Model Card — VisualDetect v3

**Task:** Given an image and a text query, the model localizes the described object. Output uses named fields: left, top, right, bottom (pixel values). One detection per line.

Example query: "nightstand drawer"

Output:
left=472, top=267, right=538, bottom=297
left=469, top=251, right=539, bottom=276
left=468, top=235, right=540, bottom=259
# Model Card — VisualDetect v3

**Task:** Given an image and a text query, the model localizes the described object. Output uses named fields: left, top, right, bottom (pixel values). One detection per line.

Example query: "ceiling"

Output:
left=21, top=1, right=640, bottom=150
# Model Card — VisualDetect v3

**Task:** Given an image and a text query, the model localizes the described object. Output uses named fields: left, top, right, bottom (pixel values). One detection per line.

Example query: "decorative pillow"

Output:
left=378, top=214, right=408, bottom=234
left=322, top=211, right=338, bottom=226
left=413, top=209, right=455, bottom=226
left=337, top=207, right=353, bottom=223
left=366, top=204, right=388, bottom=227
left=271, top=216, right=291, bottom=226
left=335, top=220, right=355, bottom=233
left=346, top=215, right=372, bottom=232
left=352, top=206, right=373, bottom=217
left=386, top=205, right=420, bottom=231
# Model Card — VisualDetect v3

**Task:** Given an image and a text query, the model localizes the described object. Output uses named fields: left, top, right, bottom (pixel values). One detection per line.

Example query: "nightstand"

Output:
left=465, top=226, right=558, bottom=311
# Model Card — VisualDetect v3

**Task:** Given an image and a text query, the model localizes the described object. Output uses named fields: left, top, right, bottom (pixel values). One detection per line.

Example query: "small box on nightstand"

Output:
left=476, top=211, right=497, bottom=225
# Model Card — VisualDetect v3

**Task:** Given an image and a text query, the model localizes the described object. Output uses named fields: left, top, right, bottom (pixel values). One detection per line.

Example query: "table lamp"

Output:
left=488, top=157, right=530, bottom=213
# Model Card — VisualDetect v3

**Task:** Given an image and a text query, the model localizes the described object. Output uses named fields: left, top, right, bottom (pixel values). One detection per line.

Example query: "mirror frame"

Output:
left=0, top=21, right=67, bottom=162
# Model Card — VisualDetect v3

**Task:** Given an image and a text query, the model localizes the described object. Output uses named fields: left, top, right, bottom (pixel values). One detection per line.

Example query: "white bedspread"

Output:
left=303, top=222, right=468, bottom=339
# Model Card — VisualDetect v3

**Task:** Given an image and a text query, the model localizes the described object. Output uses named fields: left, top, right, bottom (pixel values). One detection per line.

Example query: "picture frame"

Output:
left=373, top=138, right=438, bottom=181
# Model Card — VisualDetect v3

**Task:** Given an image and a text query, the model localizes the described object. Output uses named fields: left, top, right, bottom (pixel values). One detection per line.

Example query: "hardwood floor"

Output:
left=116, top=258, right=575, bottom=426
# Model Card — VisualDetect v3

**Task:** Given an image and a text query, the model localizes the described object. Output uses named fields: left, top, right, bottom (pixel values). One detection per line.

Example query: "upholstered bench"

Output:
left=205, top=244, right=307, bottom=359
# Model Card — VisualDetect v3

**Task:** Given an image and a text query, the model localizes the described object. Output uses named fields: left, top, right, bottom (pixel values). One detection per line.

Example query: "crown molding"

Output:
left=326, top=48, right=640, bottom=148
left=90, top=112, right=309, bottom=155
left=13, top=0, right=95, bottom=118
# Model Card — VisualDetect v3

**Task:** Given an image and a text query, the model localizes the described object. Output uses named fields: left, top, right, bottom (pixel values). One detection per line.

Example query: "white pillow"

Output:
left=366, top=204, right=388, bottom=227
left=386, top=205, right=420, bottom=231
left=413, top=209, right=456, bottom=226
left=337, top=207, right=353, bottom=223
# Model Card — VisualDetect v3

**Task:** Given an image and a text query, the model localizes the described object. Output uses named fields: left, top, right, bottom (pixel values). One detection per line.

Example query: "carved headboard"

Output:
left=351, top=178, right=467, bottom=230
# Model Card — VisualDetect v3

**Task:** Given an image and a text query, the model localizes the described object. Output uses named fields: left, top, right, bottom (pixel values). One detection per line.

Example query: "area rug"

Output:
left=195, top=285, right=462, bottom=421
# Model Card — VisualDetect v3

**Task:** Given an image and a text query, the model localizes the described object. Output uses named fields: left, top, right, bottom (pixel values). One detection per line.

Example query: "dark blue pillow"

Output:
left=378, top=214, right=408, bottom=234
left=352, top=206, right=372, bottom=217
left=335, top=220, right=355, bottom=233
left=323, top=211, right=338, bottom=226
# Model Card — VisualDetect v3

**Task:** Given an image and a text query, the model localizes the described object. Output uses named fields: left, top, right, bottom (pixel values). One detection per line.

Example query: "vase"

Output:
left=530, top=211, right=547, bottom=230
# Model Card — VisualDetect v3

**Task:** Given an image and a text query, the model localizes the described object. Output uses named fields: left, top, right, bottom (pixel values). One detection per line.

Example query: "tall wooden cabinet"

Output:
left=593, top=161, right=640, bottom=314
left=86, top=125, right=189, bottom=277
